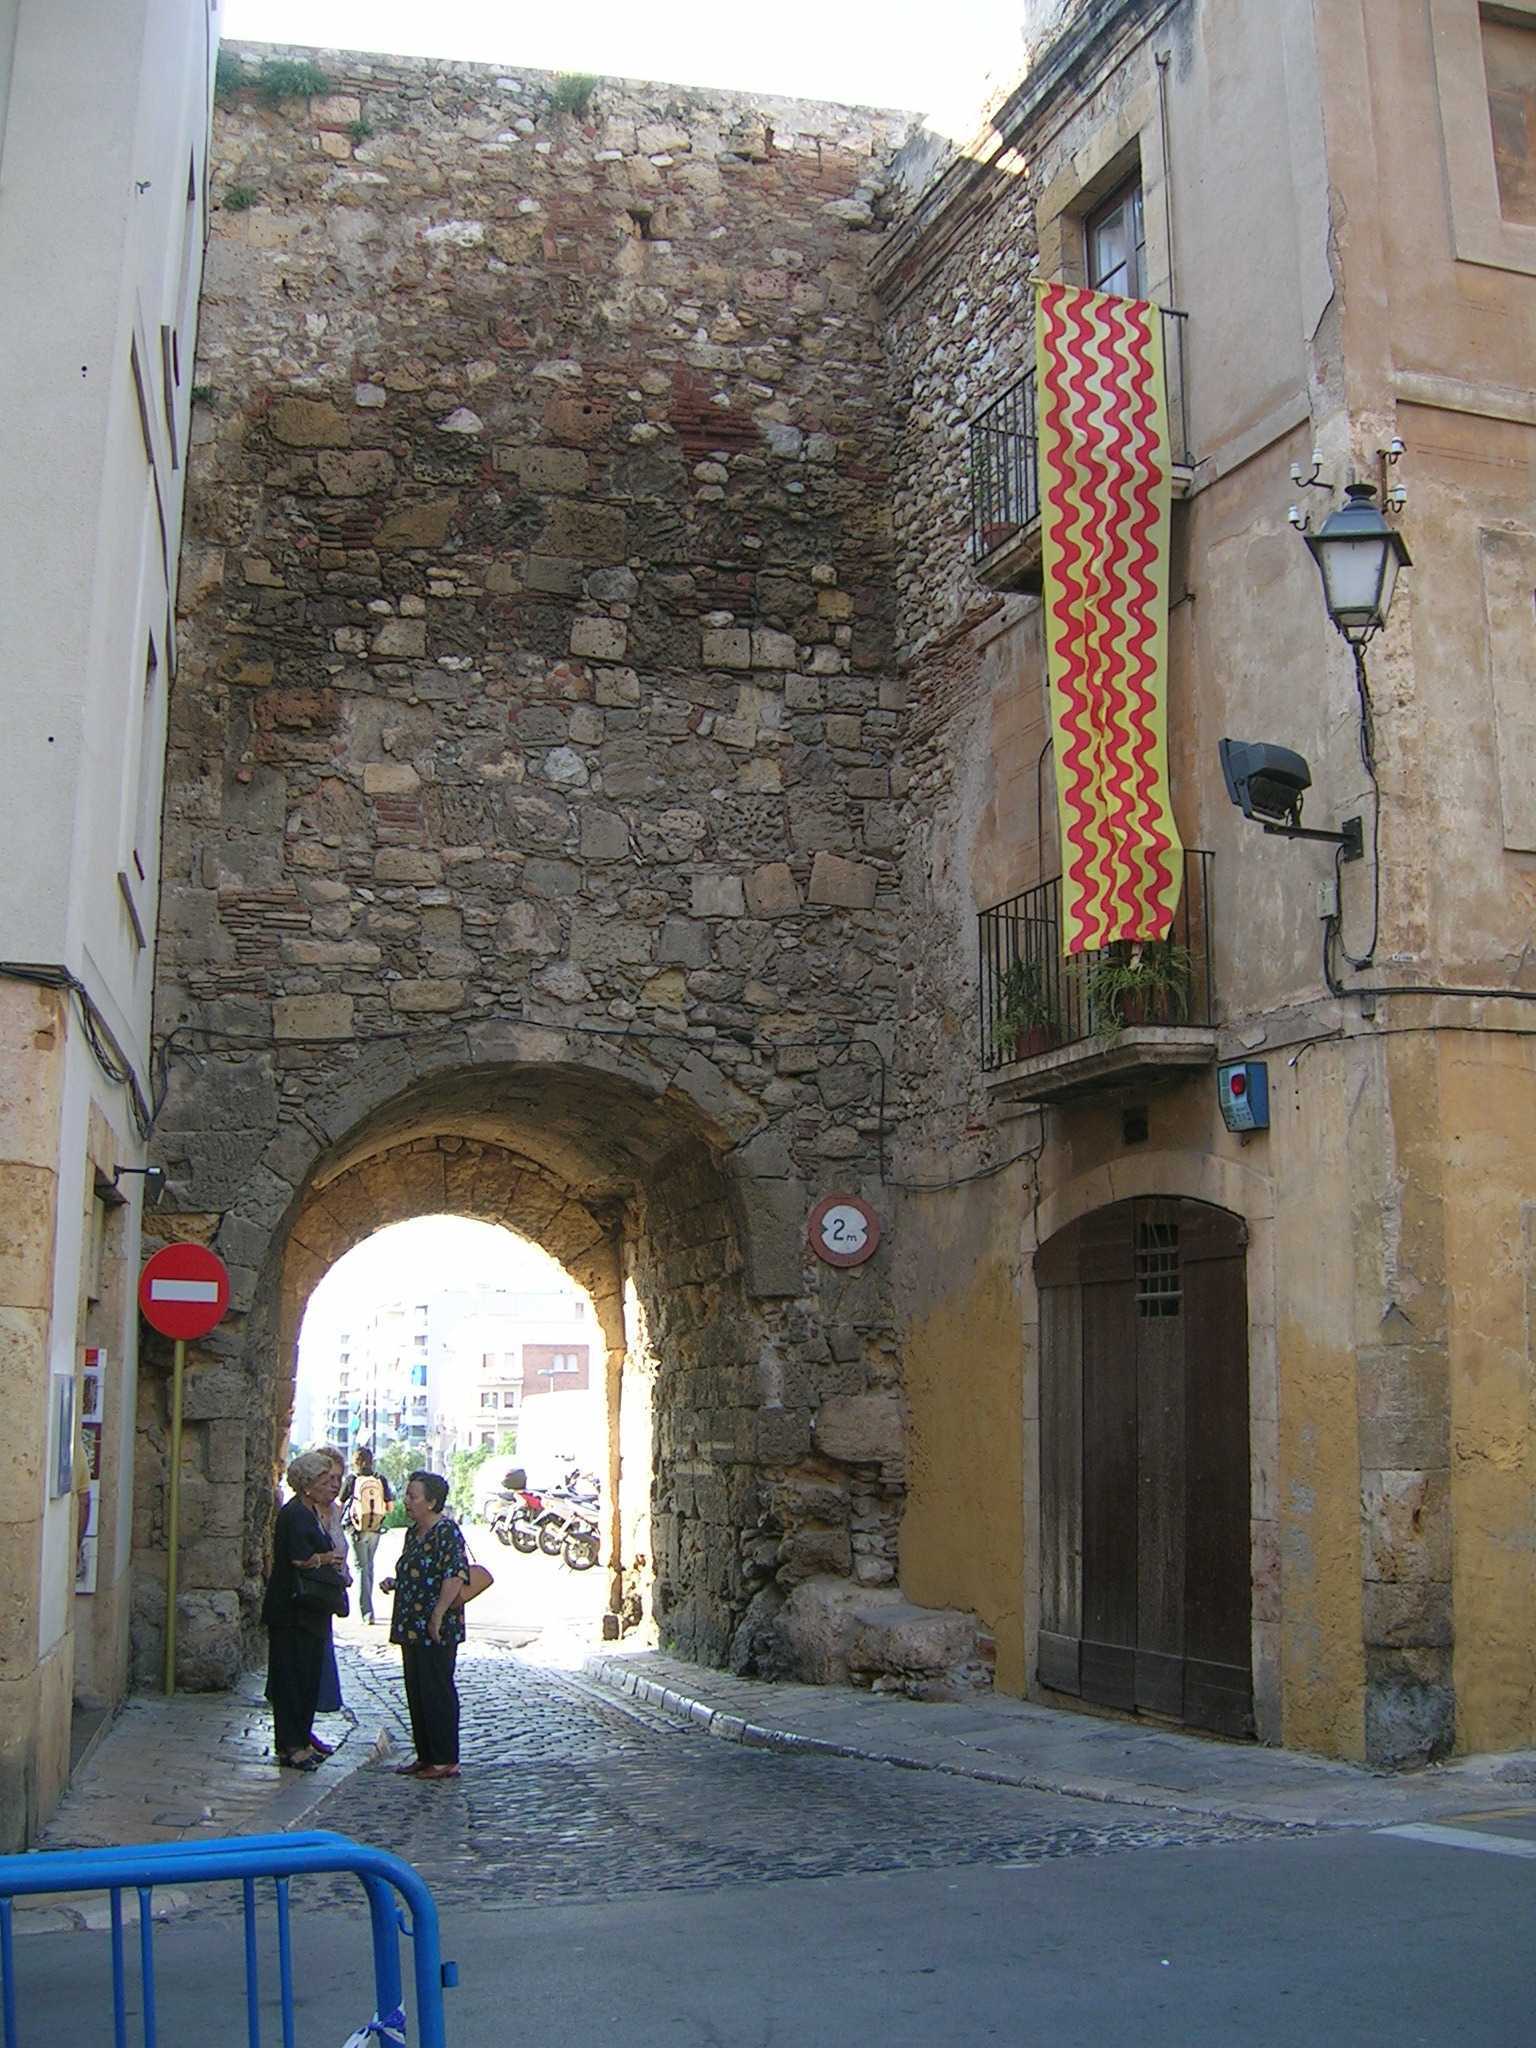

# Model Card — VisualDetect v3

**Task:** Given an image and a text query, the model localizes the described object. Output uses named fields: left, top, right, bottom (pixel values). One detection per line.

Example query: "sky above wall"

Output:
left=221, top=0, right=1029, bottom=137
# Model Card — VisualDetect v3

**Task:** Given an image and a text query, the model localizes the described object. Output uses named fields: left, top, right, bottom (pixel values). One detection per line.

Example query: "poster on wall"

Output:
left=81, top=1352, right=104, bottom=1421
left=74, top=1482, right=99, bottom=1594
left=50, top=1374, right=75, bottom=1499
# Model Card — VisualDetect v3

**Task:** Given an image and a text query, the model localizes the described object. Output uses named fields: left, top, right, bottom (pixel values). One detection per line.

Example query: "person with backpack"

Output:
left=339, top=1445, right=394, bottom=1624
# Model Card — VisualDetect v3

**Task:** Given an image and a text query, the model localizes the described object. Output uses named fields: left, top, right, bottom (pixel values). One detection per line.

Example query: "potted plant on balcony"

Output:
left=993, top=957, right=1058, bottom=1061
left=1085, top=939, right=1193, bottom=1038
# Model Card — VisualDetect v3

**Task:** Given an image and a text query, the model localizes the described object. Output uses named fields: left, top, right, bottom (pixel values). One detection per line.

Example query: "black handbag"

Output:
left=293, top=1565, right=349, bottom=1619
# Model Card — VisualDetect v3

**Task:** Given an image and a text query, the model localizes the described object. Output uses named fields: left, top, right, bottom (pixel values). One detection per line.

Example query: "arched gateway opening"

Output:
left=132, top=1029, right=845, bottom=1691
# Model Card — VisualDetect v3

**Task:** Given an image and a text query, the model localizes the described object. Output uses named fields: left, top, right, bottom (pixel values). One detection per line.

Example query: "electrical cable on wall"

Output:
left=0, top=960, right=165, bottom=1140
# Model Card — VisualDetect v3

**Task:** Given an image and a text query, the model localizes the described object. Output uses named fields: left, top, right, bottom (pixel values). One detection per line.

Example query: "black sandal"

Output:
left=278, top=1751, right=320, bottom=1772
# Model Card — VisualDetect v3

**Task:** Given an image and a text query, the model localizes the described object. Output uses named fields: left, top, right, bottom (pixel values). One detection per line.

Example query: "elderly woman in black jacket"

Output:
left=262, top=1448, right=347, bottom=1770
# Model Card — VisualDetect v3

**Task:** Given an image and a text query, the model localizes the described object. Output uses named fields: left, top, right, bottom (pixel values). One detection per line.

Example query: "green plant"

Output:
left=214, top=49, right=246, bottom=103
left=993, top=956, right=1056, bottom=1055
left=256, top=57, right=331, bottom=104
left=222, top=184, right=259, bottom=212
left=347, top=117, right=373, bottom=143
left=550, top=73, right=599, bottom=116
left=1085, top=939, right=1193, bottom=1037
left=190, top=384, right=215, bottom=404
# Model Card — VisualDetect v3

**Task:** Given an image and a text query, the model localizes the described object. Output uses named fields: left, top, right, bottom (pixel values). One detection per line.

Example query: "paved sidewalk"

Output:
left=10, top=1657, right=391, bottom=1931
left=585, top=1649, right=1536, bottom=1829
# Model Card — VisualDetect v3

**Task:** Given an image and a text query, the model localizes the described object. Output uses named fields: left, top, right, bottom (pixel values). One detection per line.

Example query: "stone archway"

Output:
left=134, top=1033, right=897, bottom=1689
left=279, top=1132, right=631, bottom=1618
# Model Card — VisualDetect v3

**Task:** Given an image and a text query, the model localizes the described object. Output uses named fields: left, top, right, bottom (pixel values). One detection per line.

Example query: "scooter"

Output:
left=562, top=1496, right=600, bottom=1572
left=535, top=1468, right=601, bottom=1556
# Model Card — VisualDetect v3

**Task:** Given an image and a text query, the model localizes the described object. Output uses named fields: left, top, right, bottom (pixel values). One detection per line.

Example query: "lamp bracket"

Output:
left=1261, top=816, right=1364, bottom=861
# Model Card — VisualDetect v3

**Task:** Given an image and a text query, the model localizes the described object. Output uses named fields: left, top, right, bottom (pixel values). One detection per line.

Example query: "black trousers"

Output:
left=267, top=1624, right=326, bottom=1755
left=401, top=1640, right=460, bottom=1765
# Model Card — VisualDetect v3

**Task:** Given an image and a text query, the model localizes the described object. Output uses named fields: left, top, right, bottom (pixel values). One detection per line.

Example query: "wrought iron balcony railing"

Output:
left=978, top=849, right=1214, bottom=1073
left=970, top=306, right=1191, bottom=566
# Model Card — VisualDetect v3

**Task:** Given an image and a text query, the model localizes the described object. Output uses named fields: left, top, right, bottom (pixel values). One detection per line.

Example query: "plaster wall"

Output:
left=0, top=0, right=214, bottom=1844
left=883, top=0, right=1536, bottom=1762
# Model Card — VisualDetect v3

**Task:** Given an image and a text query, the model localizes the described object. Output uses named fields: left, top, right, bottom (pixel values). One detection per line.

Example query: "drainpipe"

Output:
left=1155, top=49, right=1179, bottom=309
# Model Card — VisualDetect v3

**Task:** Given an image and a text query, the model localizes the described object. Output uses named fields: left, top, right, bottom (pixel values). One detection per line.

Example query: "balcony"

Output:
left=969, top=307, right=1192, bottom=593
left=978, top=849, right=1216, bottom=1106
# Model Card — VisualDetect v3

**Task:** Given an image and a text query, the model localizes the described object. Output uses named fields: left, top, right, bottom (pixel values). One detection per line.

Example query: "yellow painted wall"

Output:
left=897, top=1175, right=1029, bottom=1692
left=1442, top=1030, right=1536, bottom=1751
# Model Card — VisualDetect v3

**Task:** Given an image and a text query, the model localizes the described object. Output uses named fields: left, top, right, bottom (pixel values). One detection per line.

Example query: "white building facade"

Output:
left=0, top=0, right=216, bottom=1846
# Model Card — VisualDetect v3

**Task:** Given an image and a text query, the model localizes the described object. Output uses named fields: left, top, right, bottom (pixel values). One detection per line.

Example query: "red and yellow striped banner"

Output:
left=1036, top=279, right=1182, bottom=954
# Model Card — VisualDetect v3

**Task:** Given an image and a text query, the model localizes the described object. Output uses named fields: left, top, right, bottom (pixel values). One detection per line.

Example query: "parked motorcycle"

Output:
left=488, top=1469, right=543, bottom=1554
left=535, top=1468, right=601, bottom=1557
left=561, top=1496, right=600, bottom=1572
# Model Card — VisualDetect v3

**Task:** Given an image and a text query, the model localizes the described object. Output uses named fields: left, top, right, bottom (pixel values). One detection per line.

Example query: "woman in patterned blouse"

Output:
left=379, top=1471, right=470, bottom=1780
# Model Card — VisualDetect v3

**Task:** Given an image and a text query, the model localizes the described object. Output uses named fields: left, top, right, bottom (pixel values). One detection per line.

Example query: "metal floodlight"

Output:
left=1219, top=738, right=1310, bottom=827
left=1304, top=482, right=1411, bottom=645
left=1218, top=738, right=1362, bottom=860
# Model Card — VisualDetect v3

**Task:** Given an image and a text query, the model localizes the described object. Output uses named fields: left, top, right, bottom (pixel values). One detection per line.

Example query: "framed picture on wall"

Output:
left=50, top=1374, right=75, bottom=1499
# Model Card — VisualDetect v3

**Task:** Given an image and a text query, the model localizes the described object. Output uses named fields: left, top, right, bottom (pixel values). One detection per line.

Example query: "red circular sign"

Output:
left=807, top=1192, right=882, bottom=1269
left=138, top=1243, right=231, bottom=1340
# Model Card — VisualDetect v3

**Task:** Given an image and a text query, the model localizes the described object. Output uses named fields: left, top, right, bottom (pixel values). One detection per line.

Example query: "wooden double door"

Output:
left=1036, top=1197, right=1253, bottom=1738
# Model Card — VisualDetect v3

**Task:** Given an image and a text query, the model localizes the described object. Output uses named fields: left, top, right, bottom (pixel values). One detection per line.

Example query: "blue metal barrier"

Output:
left=0, top=1831, right=456, bottom=2048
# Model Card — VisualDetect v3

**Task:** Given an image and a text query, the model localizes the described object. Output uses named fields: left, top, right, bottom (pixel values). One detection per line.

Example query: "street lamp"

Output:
left=1303, top=482, right=1411, bottom=645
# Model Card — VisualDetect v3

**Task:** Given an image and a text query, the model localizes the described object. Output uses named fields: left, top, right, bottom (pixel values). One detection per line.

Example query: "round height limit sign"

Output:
left=138, top=1243, right=231, bottom=1341
left=807, top=1192, right=881, bottom=1269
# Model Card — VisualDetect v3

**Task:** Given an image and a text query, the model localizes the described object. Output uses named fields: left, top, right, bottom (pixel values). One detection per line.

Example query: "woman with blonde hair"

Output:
left=311, top=1443, right=353, bottom=1744
left=261, top=1448, right=347, bottom=1770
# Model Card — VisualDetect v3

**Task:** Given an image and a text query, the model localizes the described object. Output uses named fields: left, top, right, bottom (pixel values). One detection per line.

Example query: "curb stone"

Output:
left=581, top=1655, right=1335, bottom=1830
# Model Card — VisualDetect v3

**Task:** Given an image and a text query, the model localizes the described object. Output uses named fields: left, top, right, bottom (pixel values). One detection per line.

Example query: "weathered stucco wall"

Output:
left=882, top=0, right=1536, bottom=1764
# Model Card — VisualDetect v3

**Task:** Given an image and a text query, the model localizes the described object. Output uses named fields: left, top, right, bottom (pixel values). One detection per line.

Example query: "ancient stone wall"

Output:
left=146, top=47, right=927, bottom=1686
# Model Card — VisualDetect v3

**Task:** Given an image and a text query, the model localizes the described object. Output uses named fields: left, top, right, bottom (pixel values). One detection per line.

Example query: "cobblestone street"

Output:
left=290, top=1637, right=1299, bottom=1915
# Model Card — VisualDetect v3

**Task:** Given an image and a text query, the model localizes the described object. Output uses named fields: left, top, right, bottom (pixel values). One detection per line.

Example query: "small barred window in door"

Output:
left=1135, top=1220, right=1181, bottom=1317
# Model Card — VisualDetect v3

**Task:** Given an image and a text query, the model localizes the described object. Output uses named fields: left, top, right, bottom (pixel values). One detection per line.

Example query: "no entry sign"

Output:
left=139, top=1243, right=231, bottom=1340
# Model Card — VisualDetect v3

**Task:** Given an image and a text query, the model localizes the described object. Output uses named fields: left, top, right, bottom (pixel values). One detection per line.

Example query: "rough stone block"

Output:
left=1364, top=1646, right=1455, bottom=1766
left=388, top=979, right=466, bottom=1013
left=272, top=994, right=354, bottom=1042
left=376, top=500, right=456, bottom=549
left=752, top=628, right=798, bottom=669
left=370, top=619, right=427, bottom=659
left=0, top=1311, right=47, bottom=1494
left=692, top=874, right=746, bottom=918
left=848, top=1598, right=980, bottom=1675
left=525, top=555, right=584, bottom=595
left=745, top=863, right=802, bottom=918
left=499, top=445, right=590, bottom=491
left=317, top=449, right=395, bottom=496
left=374, top=848, right=441, bottom=883
left=814, top=1392, right=903, bottom=1466
left=268, top=399, right=350, bottom=448
left=580, top=808, right=631, bottom=862
left=1364, top=1579, right=1452, bottom=1649
left=1362, top=1468, right=1451, bottom=1582
left=807, top=852, right=877, bottom=909
left=362, top=762, right=420, bottom=795
left=541, top=501, right=627, bottom=564
left=172, top=1591, right=243, bottom=1692
left=0, top=1167, right=55, bottom=1310
left=594, top=666, right=641, bottom=706
left=657, top=917, right=711, bottom=967
left=570, top=617, right=628, bottom=661
left=702, top=629, right=752, bottom=670
left=778, top=1524, right=853, bottom=1581
left=740, top=1177, right=808, bottom=1298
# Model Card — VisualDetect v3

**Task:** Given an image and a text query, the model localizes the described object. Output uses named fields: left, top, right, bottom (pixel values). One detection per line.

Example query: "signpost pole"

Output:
left=164, top=1337, right=186, bottom=1696
left=138, top=1242, right=232, bottom=1697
